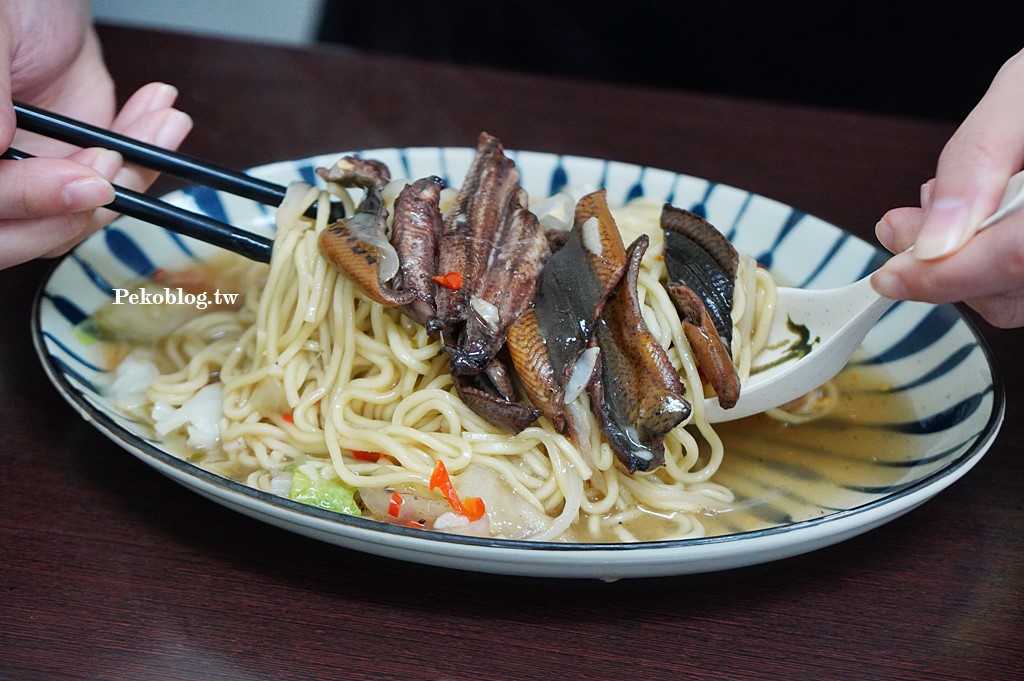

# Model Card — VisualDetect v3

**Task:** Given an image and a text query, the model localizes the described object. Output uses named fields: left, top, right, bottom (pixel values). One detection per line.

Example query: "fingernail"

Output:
left=62, top=177, right=115, bottom=211
left=870, top=268, right=910, bottom=300
left=913, top=197, right=971, bottom=260
left=155, top=110, right=193, bottom=148
left=150, top=84, right=179, bottom=110
left=919, top=181, right=933, bottom=208
left=88, top=149, right=123, bottom=180
left=875, top=219, right=895, bottom=251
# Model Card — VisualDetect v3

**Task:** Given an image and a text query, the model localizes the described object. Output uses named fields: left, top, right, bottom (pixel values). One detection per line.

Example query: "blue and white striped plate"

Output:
left=32, top=148, right=1004, bottom=579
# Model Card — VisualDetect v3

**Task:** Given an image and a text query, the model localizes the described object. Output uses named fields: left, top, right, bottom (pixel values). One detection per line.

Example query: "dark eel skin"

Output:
left=318, top=186, right=416, bottom=307
left=317, top=156, right=418, bottom=307
left=447, top=188, right=551, bottom=376
left=316, top=155, right=391, bottom=190
left=431, top=133, right=521, bottom=333
left=316, top=144, right=740, bottom=460
left=391, top=176, right=446, bottom=325
left=437, top=139, right=550, bottom=433
left=506, top=189, right=627, bottom=434
left=588, top=235, right=690, bottom=473
left=453, top=363, right=543, bottom=434
left=661, top=205, right=741, bottom=409
left=319, top=136, right=550, bottom=434
left=448, top=198, right=548, bottom=435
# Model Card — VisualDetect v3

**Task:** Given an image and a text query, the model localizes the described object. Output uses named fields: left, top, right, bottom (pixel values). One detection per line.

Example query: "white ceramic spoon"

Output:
left=704, top=169, right=1024, bottom=423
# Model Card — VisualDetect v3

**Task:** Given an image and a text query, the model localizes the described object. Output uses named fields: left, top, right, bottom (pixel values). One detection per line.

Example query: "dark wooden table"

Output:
left=2, top=26, right=1021, bottom=680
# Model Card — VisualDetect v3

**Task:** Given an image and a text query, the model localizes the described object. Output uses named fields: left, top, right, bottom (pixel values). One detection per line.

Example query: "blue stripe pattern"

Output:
left=44, top=293, right=89, bottom=326
left=756, top=209, right=806, bottom=269
left=33, top=146, right=1001, bottom=558
left=106, top=228, right=156, bottom=277
left=183, top=185, right=230, bottom=226
left=69, top=253, right=115, bottom=295
left=862, top=306, right=962, bottom=365
left=166, top=231, right=199, bottom=258
left=42, top=331, right=105, bottom=373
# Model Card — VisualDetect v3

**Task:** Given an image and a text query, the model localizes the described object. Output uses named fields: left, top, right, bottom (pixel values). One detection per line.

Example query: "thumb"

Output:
left=914, top=50, right=1024, bottom=260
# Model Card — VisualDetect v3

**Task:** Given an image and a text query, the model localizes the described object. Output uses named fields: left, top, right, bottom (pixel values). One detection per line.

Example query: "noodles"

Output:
left=109, top=180, right=781, bottom=543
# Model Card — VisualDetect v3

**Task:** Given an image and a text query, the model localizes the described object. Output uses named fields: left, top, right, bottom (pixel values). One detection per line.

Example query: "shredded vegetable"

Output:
left=289, top=470, right=361, bottom=516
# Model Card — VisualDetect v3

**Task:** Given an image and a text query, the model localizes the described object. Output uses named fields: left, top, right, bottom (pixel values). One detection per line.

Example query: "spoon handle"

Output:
left=980, top=169, right=1024, bottom=229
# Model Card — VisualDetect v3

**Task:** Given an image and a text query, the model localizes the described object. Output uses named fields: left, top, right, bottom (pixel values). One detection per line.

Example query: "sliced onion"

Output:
left=563, top=347, right=600, bottom=404
left=581, top=216, right=603, bottom=255
left=455, top=465, right=550, bottom=540
left=433, top=512, right=491, bottom=537
left=374, top=241, right=401, bottom=282
left=564, top=396, right=596, bottom=469
left=530, top=191, right=575, bottom=232
left=348, top=220, right=401, bottom=282
left=470, top=295, right=500, bottom=332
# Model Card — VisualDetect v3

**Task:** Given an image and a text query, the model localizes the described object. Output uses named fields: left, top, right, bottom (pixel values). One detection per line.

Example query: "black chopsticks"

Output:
left=4, top=102, right=342, bottom=263
left=2, top=145, right=273, bottom=262
left=14, top=102, right=288, bottom=208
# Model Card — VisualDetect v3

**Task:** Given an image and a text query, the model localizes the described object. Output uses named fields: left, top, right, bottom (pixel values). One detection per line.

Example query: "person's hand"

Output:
left=0, top=0, right=192, bottom=270
left=872, top=48, right=1024, bottom=328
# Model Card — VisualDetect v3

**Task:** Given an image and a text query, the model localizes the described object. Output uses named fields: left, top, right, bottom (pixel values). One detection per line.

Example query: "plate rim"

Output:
left=31, top=146, right=1007, bottom=576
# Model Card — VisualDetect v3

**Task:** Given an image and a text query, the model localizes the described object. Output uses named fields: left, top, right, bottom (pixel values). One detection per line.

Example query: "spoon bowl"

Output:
left=704, top=274, right=895, bottom=422
left=704, top=169, right=1024, bottom=423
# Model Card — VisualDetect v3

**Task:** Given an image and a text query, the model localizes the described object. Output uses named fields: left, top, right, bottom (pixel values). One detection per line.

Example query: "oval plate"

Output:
left=33, top=147, right=1004, bottom=580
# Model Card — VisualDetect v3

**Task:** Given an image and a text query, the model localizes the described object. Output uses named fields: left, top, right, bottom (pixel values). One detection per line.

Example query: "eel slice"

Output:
left=506, top=189, right=627, bottom=433
left=589, top=235, right=690, bottom=472
left=319, top=186, right=414, bottom=306
left=448, top=188, right=550, bottom=375
left=661, top=204, right=741, bottom=409
left=432, top=133, right=520, bottom=332
left=391, top=176, right=446, bottom=324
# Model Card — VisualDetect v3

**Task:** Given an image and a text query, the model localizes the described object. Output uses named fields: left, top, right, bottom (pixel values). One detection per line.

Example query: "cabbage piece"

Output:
left=289, top=470, right=361, bottom=516
left=152, top=382, right=223, bottom=450
left=108, top=351, right=159, bottom=417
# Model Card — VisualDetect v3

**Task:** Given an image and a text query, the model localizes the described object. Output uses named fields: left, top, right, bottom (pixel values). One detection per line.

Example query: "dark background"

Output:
left=318, top=1, right=1020, bottom=123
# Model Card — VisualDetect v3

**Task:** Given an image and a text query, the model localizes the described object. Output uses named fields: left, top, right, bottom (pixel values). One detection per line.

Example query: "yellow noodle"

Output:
left=125, top=183, right=782, bottom=543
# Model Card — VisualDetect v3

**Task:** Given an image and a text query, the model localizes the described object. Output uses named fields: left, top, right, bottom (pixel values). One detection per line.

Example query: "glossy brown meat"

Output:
left=662, top=204, right=741, bottom=409
left=589, top=236, right=690, bottom=472
left=505, top=307, right=565, bottom=432
left=667, top=283, right=741, bottom=409
left=316, top=155, right=391, bottom=190
left=432, top=132, right=521, bottom=332
left=506, top=189, right=627, bottom=433
left=448, top=188, right=550, bottom=375
left=662, top=205, right=739, bottom=349
left=453, top=371, right=543, bottom=434
left=391, top=176, right=446, bottom=324
left=318, top=188, right=415, bottom=307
